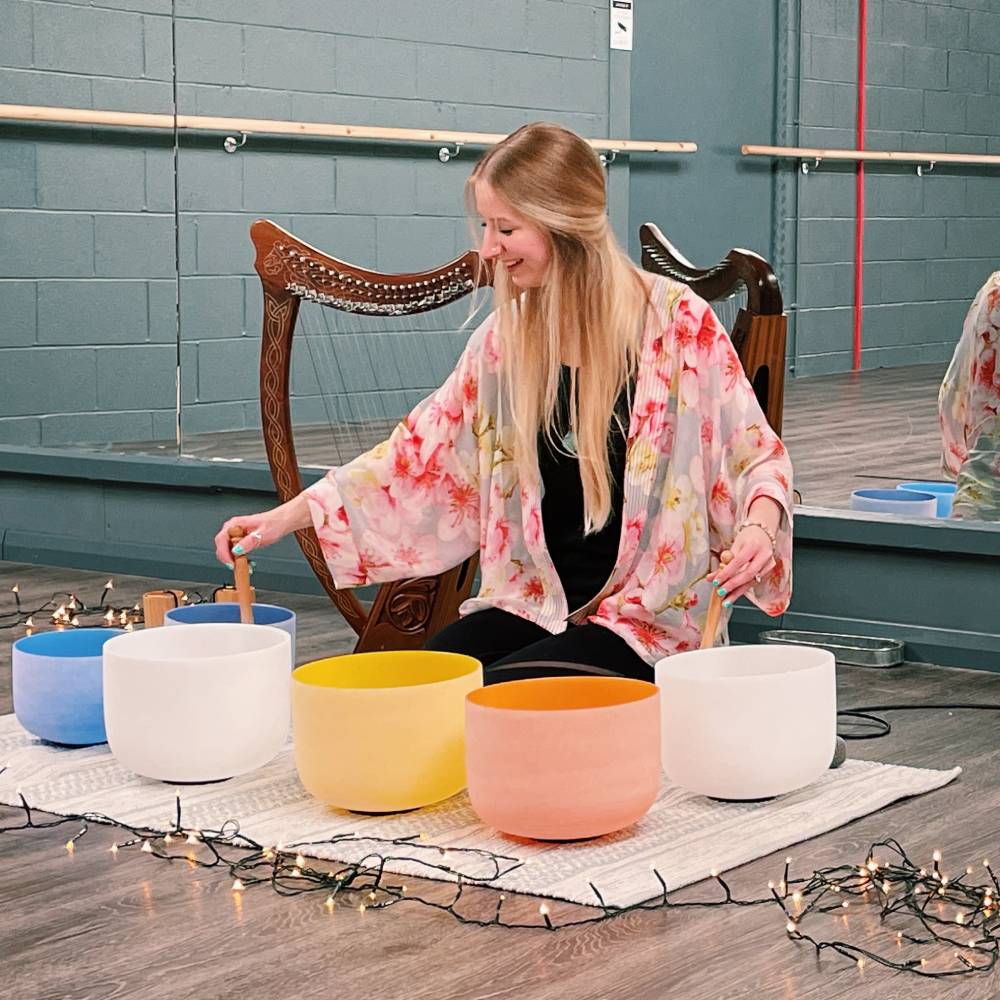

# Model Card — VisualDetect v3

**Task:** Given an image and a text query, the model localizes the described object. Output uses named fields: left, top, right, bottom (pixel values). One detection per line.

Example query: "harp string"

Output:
left=293, top=290, right=490, bottom=469
left=711, top=286, right=747, bottom=339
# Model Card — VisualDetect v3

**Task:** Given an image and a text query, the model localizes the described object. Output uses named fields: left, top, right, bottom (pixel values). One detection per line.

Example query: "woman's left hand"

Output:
left=710, top=523, right=776, bottom=607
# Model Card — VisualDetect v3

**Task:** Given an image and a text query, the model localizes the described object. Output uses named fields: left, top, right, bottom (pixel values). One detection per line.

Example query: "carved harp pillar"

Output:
left=639, top=222, right=788, bottom=434
left=251, top=219, right=489, bottom=652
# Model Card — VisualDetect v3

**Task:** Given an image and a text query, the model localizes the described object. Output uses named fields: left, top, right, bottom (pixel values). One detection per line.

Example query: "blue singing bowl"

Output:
left=164, top=602, right=297, bottom=666
left=12, top=628, right=122, bottom=746
left=850, top=488, right=938, bottom=518
left=897, top=481, right=957, bottom=518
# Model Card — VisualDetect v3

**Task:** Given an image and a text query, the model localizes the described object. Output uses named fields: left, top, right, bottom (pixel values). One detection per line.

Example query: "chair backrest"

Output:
left=639, top=222, right=787, bottom=434
left=251, top=218, right=489, bottom=652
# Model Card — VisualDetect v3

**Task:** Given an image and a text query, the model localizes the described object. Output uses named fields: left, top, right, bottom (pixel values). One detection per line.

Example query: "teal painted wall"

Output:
left=628, top=0, right=780, bottom=268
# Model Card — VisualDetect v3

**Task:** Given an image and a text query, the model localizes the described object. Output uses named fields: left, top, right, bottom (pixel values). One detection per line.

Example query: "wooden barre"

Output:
left=0, top=103, right=697, bottom=155
left=742, top=143, right=1000, bottom=167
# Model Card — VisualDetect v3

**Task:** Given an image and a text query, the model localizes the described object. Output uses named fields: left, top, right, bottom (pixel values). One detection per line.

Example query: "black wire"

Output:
left=838, top=703, right=1000, bottom=741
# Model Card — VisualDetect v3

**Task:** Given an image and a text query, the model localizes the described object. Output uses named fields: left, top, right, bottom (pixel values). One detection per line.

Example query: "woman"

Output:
left=214, top=123, right=793, bottom=682
left=939, top=270, right=1000, bottom=521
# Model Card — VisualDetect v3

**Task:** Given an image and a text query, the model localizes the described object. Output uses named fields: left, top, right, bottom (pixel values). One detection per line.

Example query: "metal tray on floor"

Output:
left=758, top=629, right=905, bottom=667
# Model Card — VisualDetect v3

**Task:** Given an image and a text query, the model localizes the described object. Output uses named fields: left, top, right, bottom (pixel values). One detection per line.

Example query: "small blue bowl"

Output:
left=164, top=602, right=296, bottom=666
left=850, top=488, right=938, bottom=518
left=13, top=628, right=122, bottom=746
left=897, top=481, right=956, bottom=518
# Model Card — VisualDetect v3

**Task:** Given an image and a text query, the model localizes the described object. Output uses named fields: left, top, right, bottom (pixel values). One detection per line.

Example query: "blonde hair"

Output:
left=467, top=122, right=649, bottom=533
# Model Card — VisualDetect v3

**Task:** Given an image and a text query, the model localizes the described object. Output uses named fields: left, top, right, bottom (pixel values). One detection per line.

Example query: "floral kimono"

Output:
left=306, top=275, right=794, bottom=665
left=939, top=271, right=1000, bottom=520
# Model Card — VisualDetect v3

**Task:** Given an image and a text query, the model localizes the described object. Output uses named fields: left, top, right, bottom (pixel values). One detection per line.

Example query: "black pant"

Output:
left=425, top=607, right=652, bottom=685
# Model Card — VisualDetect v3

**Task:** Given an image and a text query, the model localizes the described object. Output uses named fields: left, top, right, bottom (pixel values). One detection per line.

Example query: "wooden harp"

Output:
left=252, top=219, right=491, bottom=653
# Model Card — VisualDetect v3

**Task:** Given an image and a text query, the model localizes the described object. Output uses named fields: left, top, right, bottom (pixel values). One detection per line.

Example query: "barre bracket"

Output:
left=438, top=142, right=463, bottom=163
left=223, top=131, right=249, bottom=154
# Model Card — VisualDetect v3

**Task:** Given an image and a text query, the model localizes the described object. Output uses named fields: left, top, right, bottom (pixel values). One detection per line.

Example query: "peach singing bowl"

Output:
left=291, top=651, right=482, bottom=812
left=465, top=676, right=661, bottom=840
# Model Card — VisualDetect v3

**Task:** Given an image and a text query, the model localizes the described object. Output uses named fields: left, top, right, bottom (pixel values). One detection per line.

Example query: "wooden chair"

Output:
left=638, top=222, right=787, bottom=434
left=252, top=219, right=787, bottom=653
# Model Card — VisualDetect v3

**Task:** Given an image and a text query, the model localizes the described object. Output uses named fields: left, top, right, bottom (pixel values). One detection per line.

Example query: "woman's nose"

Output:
left=480, top=234, right=502, bottom=259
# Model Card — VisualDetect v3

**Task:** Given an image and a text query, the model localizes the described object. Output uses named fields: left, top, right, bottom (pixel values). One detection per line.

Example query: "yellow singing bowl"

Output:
left=291, top=650, right=483, bottom=812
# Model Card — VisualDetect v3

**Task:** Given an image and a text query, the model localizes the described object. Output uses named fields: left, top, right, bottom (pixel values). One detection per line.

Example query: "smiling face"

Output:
left=474, top=181, right=552, bottom=289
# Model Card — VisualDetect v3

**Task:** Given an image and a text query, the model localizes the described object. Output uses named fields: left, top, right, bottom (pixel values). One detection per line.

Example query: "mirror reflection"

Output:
left=3, top=4, right=999, bottom=532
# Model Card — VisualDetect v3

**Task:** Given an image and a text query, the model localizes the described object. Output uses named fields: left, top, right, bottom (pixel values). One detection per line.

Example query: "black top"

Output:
left=538, top=368, right=630, bottom=614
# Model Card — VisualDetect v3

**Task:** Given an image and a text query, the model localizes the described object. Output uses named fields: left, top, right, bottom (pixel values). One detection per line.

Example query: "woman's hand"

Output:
left=711, top=496, right=783, bottom=607
left=213, top=494, right=312, bottom=567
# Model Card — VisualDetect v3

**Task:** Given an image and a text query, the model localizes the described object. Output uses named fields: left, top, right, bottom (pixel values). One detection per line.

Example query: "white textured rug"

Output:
left=0, top=714, right=960, bottom=908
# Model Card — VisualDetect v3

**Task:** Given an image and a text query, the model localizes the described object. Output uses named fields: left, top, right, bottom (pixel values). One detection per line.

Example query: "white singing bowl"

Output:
left=103, top=623, right=291, bottom=783
left=654, top=644, right=837, bottom=800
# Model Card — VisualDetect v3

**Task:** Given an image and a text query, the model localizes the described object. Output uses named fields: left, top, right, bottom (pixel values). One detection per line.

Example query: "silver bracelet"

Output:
left=736, top=519, right=777, bottom=552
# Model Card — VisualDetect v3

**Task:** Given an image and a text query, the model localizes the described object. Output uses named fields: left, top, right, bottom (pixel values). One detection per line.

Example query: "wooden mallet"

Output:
left=227, top=527, right=255, bottom=625
left=700, top=587, right=723, bottom=651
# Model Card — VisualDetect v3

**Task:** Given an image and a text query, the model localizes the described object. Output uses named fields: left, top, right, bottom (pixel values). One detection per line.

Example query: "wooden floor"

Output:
left=3, top=561, right=1000, bottom=999
left=112, top=364, right=949, bottom=512
left=782, top=363, right=945, bottom=509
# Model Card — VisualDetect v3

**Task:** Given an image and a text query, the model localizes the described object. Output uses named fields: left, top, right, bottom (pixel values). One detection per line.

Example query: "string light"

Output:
left=3, top=793, right=1000, bottom=977
left=1, top=578, right=215, bottom=636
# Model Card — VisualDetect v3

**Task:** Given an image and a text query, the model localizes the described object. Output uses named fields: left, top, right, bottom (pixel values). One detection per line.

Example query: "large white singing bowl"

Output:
left=655, top=645, right=836, bottom=800
left=103, top=623, right=291, bottom=783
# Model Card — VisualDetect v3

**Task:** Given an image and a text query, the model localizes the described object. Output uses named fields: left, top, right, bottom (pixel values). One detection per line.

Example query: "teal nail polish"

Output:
left=225, top=562, right=234, bottom=570
left=232, top=544, right=244, bottom=556
left=723, top=599, right=732, bottom=609
left=711, top=578, right=720, bottom=587
left=717, top=587, right=727, bottom=597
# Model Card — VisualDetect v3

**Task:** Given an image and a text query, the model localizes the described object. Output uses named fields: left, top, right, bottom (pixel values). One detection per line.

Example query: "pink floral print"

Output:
left=305, top=276, right=794, bottom=664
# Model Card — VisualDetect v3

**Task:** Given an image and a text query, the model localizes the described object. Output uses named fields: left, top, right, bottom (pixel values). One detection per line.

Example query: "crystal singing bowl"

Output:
left=13, top=628, right=122, bottom=746
left=655, top=645, right=837, bottom=800
left=292, top=651, right=483, bottom=812
left=102, top=623, right=292, bottom=783
left=164, top=602, right=297, bottom=667
left=850, top=488, right=937, bottom=518
left=897, top=481, right=957, bottom=518
left=465, top=676, right=662, bottom=840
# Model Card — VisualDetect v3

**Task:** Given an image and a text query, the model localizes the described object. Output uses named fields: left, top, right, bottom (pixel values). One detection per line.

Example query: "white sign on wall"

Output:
left=610, top=0, right=634, bottom=51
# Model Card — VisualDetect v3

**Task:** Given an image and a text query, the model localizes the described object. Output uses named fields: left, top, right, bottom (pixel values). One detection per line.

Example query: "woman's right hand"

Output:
left=213, top=494, right=312, bottom=567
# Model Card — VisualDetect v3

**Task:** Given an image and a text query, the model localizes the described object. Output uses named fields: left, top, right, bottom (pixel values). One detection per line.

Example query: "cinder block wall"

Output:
left=0, top=0, right=615, bottom=447
left=788, top=0, right=1000, bottom=376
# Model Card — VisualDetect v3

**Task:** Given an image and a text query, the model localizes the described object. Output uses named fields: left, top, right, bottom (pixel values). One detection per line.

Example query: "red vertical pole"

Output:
left=854, top=0, right=868, bottom=371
